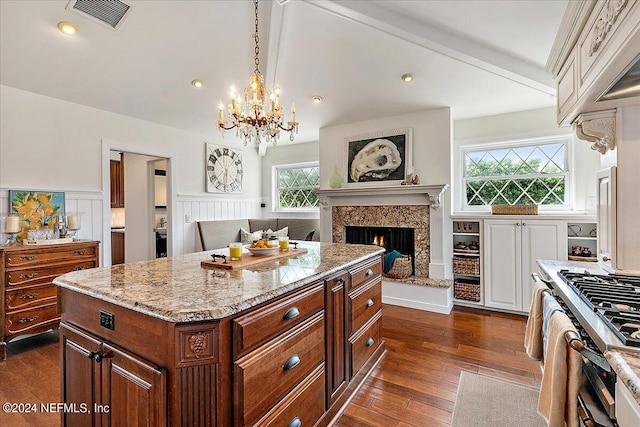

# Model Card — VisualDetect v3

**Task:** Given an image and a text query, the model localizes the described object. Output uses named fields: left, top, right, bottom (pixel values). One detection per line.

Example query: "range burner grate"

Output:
left=558, top=269, right=640, bottom=347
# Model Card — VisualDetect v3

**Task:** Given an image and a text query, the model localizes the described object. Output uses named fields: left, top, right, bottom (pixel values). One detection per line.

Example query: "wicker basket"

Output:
left=491, top=204, right=538, bottom=215
left=454, top=279, right=481, bottom=302
left=384, top=255, right=412, bottom=279
left=453, top=256, right=480, bottom=276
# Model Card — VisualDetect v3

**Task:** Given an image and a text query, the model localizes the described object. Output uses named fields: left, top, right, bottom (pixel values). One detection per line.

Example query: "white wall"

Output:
left=261, top=141, right=320, bottom=219
left=452, top=107, right=600, bottom=213
left=0, top=85, right=262, bottom=263
left=319, top=108, right=452, bottom=189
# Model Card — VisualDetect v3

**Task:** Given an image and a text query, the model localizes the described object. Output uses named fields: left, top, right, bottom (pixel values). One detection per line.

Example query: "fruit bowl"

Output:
left=247, top=246, right=279, bottom=256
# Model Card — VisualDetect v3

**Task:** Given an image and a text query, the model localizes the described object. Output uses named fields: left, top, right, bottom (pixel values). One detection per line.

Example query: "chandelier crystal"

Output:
left=217, top=0, right=298, bottom=146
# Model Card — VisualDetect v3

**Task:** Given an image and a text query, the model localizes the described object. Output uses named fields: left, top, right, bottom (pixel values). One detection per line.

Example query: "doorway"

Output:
left=106, top=147, right=172, bottom=266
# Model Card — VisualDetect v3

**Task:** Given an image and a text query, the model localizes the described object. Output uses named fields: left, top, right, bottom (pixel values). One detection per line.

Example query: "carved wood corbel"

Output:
left=574, top=110, right=616, bottom=154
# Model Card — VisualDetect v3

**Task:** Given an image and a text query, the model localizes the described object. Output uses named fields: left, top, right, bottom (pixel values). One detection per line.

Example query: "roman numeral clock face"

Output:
left=206, top=146, right=243, bottom=193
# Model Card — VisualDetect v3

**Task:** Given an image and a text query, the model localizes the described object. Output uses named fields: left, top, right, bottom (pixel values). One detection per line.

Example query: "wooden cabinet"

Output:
left=325, top=272, right=348, bottom=407
left=60, top=323, right=166, bottom=427
left=0, top=241, right=99, bottom=360
left=233, top=282, right=326, bottom=427
left=484, top=219, right=566, bottom=312
left=597, top=166, right=617, bottom=268
left=347, top=256, right=383, bottom=378
left=110, top=158, right=124, bottom=208
left=111, top=231, right=124, bottom=265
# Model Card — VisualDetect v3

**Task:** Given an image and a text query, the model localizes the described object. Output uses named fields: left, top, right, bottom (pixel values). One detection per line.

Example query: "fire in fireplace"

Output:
left=345, top=226, right=415, bottom=275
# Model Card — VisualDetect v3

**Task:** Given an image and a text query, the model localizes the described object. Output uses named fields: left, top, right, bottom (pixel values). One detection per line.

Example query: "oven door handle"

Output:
left=565, top=332, right=611, bottom=372
left=531, top=273, right=555, bottom=289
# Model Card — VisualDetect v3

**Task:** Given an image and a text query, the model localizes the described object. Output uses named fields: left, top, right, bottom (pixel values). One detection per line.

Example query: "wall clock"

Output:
left=206, top=143, right=243, bottom=193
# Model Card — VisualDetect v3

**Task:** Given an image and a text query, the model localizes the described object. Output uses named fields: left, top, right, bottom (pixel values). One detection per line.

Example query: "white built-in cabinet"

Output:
left=597, top=166, right=617, bottom=268
left=483, top=219, right=567, bottom=312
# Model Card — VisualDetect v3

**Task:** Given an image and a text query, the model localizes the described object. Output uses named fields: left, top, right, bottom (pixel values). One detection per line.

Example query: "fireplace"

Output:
left=332, top=205, right=430, bottom=278
left=345, top=226, right=415, bottom=275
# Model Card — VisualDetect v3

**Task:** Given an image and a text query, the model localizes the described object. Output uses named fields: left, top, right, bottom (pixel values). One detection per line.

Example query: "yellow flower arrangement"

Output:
left=10, top=191, right=64, bottom=242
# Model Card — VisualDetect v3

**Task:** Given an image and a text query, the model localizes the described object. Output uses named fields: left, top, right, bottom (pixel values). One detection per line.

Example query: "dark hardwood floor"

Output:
left=0, top=304, right=540, bottom=426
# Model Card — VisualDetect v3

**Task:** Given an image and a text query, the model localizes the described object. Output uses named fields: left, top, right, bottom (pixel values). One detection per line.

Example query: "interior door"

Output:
left=597, top=167, right=617, bottom=267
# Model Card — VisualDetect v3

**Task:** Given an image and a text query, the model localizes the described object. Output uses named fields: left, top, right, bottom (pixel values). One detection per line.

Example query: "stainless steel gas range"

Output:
left=537, top=261, right=640, bottom=427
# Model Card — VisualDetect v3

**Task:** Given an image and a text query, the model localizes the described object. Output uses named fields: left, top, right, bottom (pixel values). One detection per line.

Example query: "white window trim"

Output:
left=456, top=134, right=574, bottom=213
left=272, top=161, right=320, bottom=213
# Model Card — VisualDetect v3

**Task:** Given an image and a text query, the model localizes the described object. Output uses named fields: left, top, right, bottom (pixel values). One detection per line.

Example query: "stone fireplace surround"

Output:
left=332, top=205, right=430, bottom=277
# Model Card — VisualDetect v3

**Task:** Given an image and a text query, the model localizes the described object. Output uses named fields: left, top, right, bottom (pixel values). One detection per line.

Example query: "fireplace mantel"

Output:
left=316, top=184, right=449, bottom=209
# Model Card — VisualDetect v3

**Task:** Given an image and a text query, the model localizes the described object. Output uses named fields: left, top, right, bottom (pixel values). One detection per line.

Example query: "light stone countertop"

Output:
left=605, top=349, right=640, bottom=405
left=54, top=242, right=384, bottom=323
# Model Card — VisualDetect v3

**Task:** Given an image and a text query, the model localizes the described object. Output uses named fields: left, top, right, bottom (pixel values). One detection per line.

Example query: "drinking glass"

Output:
left=278, top=236, right=290, bottom=251
left=229, top=242, right=243, bottom=260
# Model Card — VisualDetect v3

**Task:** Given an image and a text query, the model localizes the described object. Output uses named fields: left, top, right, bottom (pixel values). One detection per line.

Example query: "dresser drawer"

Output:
left=349, top=256, right=382, bottom=291
left=350, top=309, right=382, bottom=376
left=349, top=278, right=382, bottom=334
left=235, top=311, right=325, bottom=426
left=5, top=244, right=97, bottom=268
left=6, top=260, right=97, bottom=287
left=233, top=282, right=324, bottom=357
left=5, top=283, right=57, bottom=311
left=254, top=364, right=325, bottom=427
left=5, top=303, right=60, bottom=337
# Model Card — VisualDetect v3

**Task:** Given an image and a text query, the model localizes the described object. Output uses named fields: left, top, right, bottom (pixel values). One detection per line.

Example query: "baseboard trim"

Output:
left=382, top=280, right=453, bottom=314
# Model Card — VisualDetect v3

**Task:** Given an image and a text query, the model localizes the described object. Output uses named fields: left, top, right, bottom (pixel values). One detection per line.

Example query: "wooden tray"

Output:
left=568, top=255, right=597, bottom=262
left=201, top=248, right=308, bottom=270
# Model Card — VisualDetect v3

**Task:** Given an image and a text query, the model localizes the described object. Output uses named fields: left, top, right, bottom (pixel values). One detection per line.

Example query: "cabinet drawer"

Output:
left=349, top=257, right=382, bottom=291
left=349, top=278, right=382, bottom=334
left=255, top=364, right=325, bottom=427
left=6, top=283, right=57, bottom=311
left=350, top=309, right=382, bottom=376
left=5, top=245, right=97, bottom=268
left=6, top=260, right=97, bottom=287
left=235, top=311, right=325, bottom=426
left=233, top=282, right=324, bottom=357
left=5, top=303, right=60, bottom=336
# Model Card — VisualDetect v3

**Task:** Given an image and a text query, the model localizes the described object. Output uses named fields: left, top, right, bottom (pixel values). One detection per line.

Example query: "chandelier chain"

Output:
left=254, top=0, right=260, bottom=73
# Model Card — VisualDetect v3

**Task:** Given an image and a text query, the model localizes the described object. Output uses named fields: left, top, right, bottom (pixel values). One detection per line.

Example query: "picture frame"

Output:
left=345, top=127, right=413, bottom=185
left=9, top=190, right=65, bottom=242
left=205, top=143, right=243, bottom=193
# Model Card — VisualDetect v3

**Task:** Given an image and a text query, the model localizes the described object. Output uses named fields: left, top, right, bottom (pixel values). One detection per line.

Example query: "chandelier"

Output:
left=217, top=0, right=298, bottom=146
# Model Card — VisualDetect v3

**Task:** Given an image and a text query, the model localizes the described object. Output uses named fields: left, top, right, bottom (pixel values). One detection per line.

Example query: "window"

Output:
left=273, top=162, right=320, bottom=211
left=463, top=138, right=569, bottom=209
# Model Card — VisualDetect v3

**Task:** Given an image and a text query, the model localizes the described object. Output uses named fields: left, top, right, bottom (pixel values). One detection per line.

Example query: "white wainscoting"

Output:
left=174, top=194, right=261, bottom=254
left=1, top=189, right=261, bottom=265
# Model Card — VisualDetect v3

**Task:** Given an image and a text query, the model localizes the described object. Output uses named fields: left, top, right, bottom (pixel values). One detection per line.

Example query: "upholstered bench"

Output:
left=197, top=218, right=320, bottom=251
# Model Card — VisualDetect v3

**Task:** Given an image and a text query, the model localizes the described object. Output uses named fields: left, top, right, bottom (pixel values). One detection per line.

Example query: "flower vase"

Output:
left=329, top=165, right=343, bottom=189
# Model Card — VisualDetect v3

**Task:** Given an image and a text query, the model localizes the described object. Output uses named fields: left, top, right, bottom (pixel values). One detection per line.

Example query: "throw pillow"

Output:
left=240, top=228, right=263, bottom=243
left=266, top=226, right=288, bottom=238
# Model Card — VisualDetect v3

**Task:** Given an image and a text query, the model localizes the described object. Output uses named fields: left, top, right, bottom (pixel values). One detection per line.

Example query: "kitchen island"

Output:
left=54, top=242, right=385, bottom=426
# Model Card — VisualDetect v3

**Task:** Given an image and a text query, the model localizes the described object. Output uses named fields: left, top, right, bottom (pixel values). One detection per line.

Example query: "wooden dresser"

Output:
left=0, top=240, right=99, bottom=360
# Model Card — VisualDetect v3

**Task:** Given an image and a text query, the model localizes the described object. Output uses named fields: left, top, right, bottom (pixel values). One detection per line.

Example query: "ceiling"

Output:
left=0, top=0, right=568, bottom=146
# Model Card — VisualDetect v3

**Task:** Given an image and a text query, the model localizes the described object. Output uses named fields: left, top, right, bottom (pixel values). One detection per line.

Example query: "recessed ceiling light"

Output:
left=401, top=73, right=413, bottom=82
left=57, top=21, right=78, bottom=35
left=312, top=95, right=323, bottom=103
left=191, top=79, right=204, bottom=88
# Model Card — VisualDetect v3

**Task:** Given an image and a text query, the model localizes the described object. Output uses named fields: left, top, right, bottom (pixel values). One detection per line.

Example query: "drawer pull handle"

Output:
left=603, top=256, right=610, bottom=262
left=18, top=273, right=38, bottom=279
left=365, top=337, right=375, bottom=347
left=283, top=307, right=300, bottom=320
left=94, top=350, right=112, bottom=363
left=73, top=250, right=88, bottom=255
left=88, top=351, right=98, bottom=360
left=19, top=293, right=38, bottom=300
left=288, top=417, right=301, bottom=427
left=365, top=269, right=373, bottom=276
left=18, top=315, right=39, bottom=324
left=73, top=266, right=88, bottom=271
left=365, top=299, right=374, bottom=308
left=18, top=256, right=37, bottom=261
left=283, top=354, right=300, bottom=371
left=337, top=277, right=345, bottom=285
